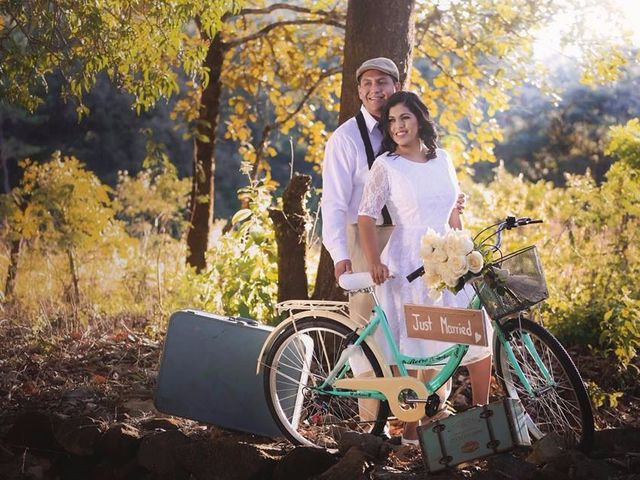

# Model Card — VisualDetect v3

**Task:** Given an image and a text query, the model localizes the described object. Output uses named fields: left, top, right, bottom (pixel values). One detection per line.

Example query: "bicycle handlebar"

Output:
left=406, top=266, right=425, bottom=283
left=405, top=216, right=543, bottom=283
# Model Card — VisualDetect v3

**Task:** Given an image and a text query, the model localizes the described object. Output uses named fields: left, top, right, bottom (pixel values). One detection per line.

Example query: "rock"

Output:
left=137, top=430, right=191, bottom=478
left=569, top=450, right=623, bottom=479
left=484, top=451, right=536, bottom=479
left=525, top=433, right=565, bottom=464
left=372, top=469, right=426, bottom=480
left=316, top=446, right=370, bottom=480
left=175, top=437, right=280, bottom=480
left=90, top=458, right=148, bottom=480
left=55, top=454, right=95, bottom=480
left=531, top=450, right=626, bottom=480
left=338, top=431, right=389, bottom=460
left=123, top=398, right=157, bottom=415
left=54, top=415, right=102, bottom=456
left=592, top=428, right=640, bottom=456
left=64, top=387, right=95, bottom=400
left=0, top=450, right=52, bottom=480
left=139, top=417, right=181, bottom=432
left=273, top=446, right=338, bottom=480
left=95, top=424, right=141, bottom=461
left=5, top=412, right=61, bottom=453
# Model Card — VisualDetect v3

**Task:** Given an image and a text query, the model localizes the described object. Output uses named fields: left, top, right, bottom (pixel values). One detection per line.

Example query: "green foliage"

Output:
left=0, top=153, right=133, bottom=327
left=606, top=118, right=640, bottom=170
left=13, top=153, right=116, bottom=250
left=1, top=0, right=240, bottom=113
left=200, top=171, right=278, bottom=323
left=463, top=119, right=640, bottom=375
left=586, top=381, right=624, bottom=408
left=116, top=132, right=191, bottom=239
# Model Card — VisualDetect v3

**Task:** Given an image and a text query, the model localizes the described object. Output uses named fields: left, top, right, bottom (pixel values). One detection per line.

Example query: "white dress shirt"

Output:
left=321, top=106, right=384, bottom=264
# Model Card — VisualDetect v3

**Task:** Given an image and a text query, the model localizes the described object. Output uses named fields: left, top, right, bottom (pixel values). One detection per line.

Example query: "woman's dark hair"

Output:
left=378, top=91, right=438, bottom=160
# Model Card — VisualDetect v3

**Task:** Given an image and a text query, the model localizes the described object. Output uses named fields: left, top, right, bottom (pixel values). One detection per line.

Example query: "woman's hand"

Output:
left=370, top=262, right=390, bottom=285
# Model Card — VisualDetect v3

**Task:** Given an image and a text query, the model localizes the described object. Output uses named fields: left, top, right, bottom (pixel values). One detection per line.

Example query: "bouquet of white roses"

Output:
left=419, top=228, right=486, bottom=301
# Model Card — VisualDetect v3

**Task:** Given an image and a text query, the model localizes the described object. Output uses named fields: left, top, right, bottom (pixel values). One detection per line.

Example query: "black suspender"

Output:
left=355, top=112, right=393, bottom=225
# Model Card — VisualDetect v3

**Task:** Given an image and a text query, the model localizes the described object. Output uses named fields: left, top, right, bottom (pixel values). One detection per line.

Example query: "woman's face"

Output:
left=388, top=103, right=420, bottom=148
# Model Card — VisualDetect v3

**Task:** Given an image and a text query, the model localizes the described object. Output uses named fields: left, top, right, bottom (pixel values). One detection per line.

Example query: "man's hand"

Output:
left=334, top=259, right=353, bottom=282
left=456, top=192, right=467, bottom=214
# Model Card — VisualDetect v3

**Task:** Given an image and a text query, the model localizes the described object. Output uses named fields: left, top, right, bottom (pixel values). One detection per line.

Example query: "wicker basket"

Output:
left=470, top=246, right=548, bottom=320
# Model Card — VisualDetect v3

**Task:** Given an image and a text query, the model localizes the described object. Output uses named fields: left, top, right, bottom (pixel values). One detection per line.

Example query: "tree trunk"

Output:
left=4, top=238, right=21, bottom=298
left=339, top=0, right=415, bottom=122
left=269, top=174, right=311, bottom=302
left=313, top=0, right=416, bottom=300
left=67, top=248, right=80, bottom=324
left=0, top=112, right=9, bottom=194
left=186, top=33, right=226, bottom=271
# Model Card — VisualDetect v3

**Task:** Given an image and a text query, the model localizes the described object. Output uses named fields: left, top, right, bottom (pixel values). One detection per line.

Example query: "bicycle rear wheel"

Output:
left=494, top=316, right=594, bottom=450
left=263, top=317, right=389, bottom=448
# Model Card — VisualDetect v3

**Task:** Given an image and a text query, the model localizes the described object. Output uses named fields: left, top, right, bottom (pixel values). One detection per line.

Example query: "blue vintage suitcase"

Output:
left=154, top=309, right=285, bottom=437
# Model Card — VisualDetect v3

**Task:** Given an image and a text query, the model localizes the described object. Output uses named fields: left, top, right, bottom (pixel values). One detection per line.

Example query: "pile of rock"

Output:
left=2, top=411, right=639, bottom=479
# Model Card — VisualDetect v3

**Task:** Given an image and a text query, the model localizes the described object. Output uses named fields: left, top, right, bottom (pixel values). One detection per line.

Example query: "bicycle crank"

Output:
left=334, top=376, right=428, bottom=422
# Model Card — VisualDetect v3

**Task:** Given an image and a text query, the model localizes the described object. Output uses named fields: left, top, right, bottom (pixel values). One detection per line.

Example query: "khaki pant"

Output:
left=346, top=224, right=393, bottom=424
left=346, top=224, right=394, bottom=326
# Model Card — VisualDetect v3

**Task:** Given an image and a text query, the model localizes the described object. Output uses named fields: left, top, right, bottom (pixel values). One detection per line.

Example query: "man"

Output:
left=321, top=57, right=401, bottom=325
left=321, top=57, right=401, bottom=431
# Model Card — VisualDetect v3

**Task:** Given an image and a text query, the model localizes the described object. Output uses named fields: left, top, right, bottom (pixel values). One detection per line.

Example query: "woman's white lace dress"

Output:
left=358, top=149, right=492, bottom=365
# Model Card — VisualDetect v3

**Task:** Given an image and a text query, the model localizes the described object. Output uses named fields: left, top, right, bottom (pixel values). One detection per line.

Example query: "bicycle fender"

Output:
left=255, top=309, right=393, bottom=379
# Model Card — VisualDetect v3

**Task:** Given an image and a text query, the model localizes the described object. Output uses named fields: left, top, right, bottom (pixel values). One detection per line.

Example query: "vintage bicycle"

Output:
left=257, top=216, right=594, bottom=450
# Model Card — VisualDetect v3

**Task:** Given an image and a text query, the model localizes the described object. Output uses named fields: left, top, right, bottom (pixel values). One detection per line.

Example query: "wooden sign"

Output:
left=403, top=304, right=488, bottom=347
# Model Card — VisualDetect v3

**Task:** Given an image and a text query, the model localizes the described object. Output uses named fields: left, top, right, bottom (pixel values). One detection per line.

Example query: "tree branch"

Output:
left=280, top=66, right=341, bottom=127
left=224, top=19, right=344, bottom=49
left=223, top=3, right=342, bottom=21
left=249, top=66, right=340, bottom=181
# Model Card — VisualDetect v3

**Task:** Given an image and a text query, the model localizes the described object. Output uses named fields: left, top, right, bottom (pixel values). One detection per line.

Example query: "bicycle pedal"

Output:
left=425, top=394, right=441, bottom=417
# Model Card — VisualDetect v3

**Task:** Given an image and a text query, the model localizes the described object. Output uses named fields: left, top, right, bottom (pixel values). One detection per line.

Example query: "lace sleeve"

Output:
left=358, top=160, right=390, bottom=218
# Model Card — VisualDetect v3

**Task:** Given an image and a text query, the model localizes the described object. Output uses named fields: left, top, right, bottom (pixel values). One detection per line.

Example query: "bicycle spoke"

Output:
left=496, top=318, right=593, bottom=449
left=264, top=319, right=389, bottom=448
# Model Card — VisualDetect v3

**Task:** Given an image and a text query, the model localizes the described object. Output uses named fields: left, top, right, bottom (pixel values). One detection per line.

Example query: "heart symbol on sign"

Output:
left=475, top=332, right=482, bottom=343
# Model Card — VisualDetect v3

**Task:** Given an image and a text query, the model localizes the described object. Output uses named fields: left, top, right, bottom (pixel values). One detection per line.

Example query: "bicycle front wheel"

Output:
left=494, top=317, right=594, bottom=450
left=263, top=317, right=389, bottom=448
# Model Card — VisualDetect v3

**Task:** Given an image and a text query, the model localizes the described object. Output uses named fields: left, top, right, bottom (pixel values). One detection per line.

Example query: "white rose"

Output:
left=446, top=255, right=468, bottom=278
left=445, top=230, right=474, bottom=257
left=432, top=244, right=448, bottom=263
left=456, top=230, right=475, bottom=255
left=423, top=258, right=439, bottom=275
left=420, top=229, right=440, bottom=255
left=467, top=250, right=484, bottom=274
left=436, top=261, right=450, bottom=278
left=438, top=262, right=460, bottom=288
left=422, top=270, right=441, bottom=288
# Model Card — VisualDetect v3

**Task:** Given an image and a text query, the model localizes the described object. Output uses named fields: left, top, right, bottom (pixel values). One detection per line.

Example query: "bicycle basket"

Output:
left=470, top=246, right=548, bottom=320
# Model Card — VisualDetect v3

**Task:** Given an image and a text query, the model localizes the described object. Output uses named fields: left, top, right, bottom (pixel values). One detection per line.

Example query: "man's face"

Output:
left=357, top=70, right=400, bottom=118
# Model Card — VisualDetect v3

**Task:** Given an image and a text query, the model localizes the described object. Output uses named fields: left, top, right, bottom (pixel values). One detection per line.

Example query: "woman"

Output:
left=357, top=91, right=492, bottom=445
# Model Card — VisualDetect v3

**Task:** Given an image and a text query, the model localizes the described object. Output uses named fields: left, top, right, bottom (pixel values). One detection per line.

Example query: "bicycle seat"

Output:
left=338, top=272, right=375, bottom=291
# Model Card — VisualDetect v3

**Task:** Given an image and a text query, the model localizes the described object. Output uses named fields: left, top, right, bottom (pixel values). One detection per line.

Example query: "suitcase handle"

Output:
left=234, top=317, right=260, bottom=327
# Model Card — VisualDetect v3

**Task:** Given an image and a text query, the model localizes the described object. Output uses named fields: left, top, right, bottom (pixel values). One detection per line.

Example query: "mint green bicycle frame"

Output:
left=317, top=294, right=553, bottom=402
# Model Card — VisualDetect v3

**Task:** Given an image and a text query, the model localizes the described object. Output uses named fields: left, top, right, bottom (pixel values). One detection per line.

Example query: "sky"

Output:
left=533, top=0, right=640, bottom=60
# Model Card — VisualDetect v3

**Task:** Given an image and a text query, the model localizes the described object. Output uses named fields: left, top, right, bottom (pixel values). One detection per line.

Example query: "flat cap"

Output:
left=356, top=57, right=400, bottom=82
